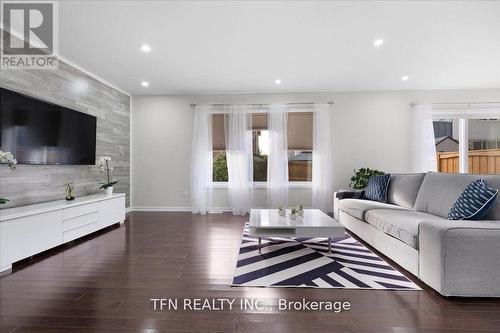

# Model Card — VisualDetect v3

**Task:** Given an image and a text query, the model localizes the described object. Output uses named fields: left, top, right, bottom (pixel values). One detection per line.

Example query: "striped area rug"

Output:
left=232, top=224, right=421, bottom=290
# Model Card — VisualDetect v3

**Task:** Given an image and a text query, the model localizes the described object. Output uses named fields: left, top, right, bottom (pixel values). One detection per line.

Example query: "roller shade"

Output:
left=212, top=113, right=268, bottom=150
left=288, top=112, right=313, bottom=150
left=212, top=112, right=312, bottom=150
left=212, top=114, right=226, bottom=150
left=252, top=113, right=267, bottom=130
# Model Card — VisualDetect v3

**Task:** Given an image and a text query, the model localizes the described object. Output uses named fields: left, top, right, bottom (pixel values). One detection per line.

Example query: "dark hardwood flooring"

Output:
left=1, top=212, right=500, bottom=333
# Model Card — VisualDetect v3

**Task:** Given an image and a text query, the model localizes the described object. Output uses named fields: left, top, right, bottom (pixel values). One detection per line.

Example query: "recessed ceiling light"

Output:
left=274, top=79, right=282, bottom=85
left=373, top=39, right=384, bottom=47
left=401, top=76, right=409, bottom=81
left=140, top=44, right=151, bottom=53
left=141, top=81, right=149, bottom=87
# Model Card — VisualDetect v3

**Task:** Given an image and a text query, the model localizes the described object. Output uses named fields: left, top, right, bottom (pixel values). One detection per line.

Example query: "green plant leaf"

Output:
left=349, top=168, right=385, bottom=189
left=213, top=152, right=228, bottom=182
left=99, top=180, right=119, bottom=190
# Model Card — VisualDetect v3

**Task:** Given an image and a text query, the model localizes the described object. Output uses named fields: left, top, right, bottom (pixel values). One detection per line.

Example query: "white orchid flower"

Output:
left=96, top=156, right=118, bottom=189
left=0, top=151, right=17, bottom=170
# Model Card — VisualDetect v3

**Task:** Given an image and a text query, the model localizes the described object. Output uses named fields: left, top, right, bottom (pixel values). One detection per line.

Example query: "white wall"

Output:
left=131, top=89, right=500, bottom=210
left=131, top=96, right=194, bottom=209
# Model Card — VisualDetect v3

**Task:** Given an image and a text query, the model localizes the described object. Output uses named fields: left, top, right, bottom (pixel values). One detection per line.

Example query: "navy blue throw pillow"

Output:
left=448, top=179, right=498, bottom=220
left=364, top=174, right=390, bottom=203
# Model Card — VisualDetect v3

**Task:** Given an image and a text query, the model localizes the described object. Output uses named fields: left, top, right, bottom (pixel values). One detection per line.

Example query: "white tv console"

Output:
left=0, top=193, right=126, bottom=272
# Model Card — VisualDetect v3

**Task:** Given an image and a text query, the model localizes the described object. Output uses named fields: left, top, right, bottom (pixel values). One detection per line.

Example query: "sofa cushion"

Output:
left=364, top=174, right=391, bottom=202
left=448, top=179, right=498, bottom=220
left=338, top=199, right=406, bottom=221
left=387, top=173, right=426, bottom=209
left=414, top=172, right=500, bottom=219
left=365, top=209, right=447, bottom=249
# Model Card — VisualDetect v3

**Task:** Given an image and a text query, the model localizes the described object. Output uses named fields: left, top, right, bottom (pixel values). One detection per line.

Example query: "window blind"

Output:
left=212, top=112, right=313, bottom=151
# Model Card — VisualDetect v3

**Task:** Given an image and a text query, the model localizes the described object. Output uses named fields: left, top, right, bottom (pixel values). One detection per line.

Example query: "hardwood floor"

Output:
left=1, top=211, right=500, bottom=333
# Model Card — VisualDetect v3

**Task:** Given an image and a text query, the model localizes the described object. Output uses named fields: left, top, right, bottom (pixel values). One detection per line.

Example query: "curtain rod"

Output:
left=410, top=102, right=500, bottom=108
left=190, top=101, right=334, bottom=108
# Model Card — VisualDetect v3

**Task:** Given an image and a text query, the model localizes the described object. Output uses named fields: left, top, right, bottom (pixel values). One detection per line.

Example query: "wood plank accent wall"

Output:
left=0, top=60, right=130, bottom=208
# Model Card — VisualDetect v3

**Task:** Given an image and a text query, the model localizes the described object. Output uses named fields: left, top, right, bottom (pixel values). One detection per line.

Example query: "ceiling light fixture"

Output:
left=274, top=79, right=282, bottom=85
left=141, top=81, right=149, bottom=87
left=401, top=76, right=409, bottom=81
left=140, top=44, right=151, bottom=53
left=373, top=39, right=384, bottom=47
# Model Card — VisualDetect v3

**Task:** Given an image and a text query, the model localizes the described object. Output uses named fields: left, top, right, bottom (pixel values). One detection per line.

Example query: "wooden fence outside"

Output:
left=289, top=160, right=312, bottom=181
left=437, top=149, right=500, bottom=174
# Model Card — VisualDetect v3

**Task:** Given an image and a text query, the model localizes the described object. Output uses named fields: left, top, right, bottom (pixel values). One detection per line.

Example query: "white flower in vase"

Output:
left=0, top=150, right=17, bottom=204
left=97, top=156, right=118, bottom=195
left=0, top=150, right=17, bottom=170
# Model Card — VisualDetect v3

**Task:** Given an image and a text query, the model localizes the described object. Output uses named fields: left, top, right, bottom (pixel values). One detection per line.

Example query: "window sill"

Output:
left=209, top=182, right=312, bottom=189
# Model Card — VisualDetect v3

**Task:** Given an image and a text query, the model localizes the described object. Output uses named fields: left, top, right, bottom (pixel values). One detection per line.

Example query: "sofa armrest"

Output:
left=334, top=190, right=365, bottom=221
left=419, top=219, right=500, bottom=297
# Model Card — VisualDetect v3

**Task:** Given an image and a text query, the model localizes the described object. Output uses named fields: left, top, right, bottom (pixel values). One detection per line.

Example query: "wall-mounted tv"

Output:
left=0, top=88, right=97, bottom=165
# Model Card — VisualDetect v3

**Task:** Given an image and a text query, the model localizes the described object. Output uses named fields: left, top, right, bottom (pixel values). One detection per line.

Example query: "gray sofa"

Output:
left=334, top=172, right=500, bottom=297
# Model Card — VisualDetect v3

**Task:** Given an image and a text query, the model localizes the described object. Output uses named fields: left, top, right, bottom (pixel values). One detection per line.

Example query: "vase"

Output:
left=290, top=213, right=297, bottom=220
left=278, top=209, right=286, bottom=217
left=297, top=209, right=304, bottom=217
left=105, top=187, right=113, bottom=196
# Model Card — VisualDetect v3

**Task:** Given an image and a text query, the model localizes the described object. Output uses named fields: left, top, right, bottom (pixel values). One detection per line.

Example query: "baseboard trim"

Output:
left=130, top=206, right=234, bottom=213
left=130, top=207, right=332, bottom=213
left=131, top=206, right=192, bottom=212
left=208, top=207, right=233, bottom=213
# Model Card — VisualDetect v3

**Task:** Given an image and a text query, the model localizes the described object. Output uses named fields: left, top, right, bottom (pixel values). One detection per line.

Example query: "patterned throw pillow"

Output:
left=448, top=179, right=498, bottom=220
left=364, top=174, right=391, bottom=203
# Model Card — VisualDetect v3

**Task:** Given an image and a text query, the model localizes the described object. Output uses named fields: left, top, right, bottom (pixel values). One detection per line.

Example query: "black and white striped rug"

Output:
left=232, top=224, right=421, bottom=290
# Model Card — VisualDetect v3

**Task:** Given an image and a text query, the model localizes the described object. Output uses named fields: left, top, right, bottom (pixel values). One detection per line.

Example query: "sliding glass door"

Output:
left=468, top=118, right=500, bottom=174
left=433, top=106, right=500, bottom=175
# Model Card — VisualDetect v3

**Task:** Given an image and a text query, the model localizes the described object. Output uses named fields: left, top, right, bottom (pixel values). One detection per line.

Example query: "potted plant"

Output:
left=350, top=168, right=384, bottom=189
left=277, top=204, right=286, bottom=217
left=97, top=156, right=118, bottom=195
left=0, top=151, right=17, bottom=205
left=290, top=207, right=298, bottom=220
left=64, top=183, right=75, bottom=201
left=297, top=204, right=304, bottom=217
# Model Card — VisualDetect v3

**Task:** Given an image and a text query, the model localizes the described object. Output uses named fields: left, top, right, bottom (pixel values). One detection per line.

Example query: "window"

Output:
left=433, top=115, right=500, bottom=175
left=252, top=113, right=268, bottom=182
left=434, top=119, right=459, bottom=173
left=287, top=112, right=313, bottom=181
left=212, top=114, right=228, bottom=182
left=211, top=111, right=314, bottom=183
left=468, top=118, right=500, bottom=174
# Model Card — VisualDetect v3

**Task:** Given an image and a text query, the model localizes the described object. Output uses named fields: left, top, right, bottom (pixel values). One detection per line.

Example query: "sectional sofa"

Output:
left=334, top=172, right=500, bottom=297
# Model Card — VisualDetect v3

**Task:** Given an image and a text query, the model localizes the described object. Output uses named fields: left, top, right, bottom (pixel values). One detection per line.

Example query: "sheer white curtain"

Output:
left=312, top=104, right=333, bottom=212
left=267, top=105, right=289, bottom=208
left=226, top=106, right=253, bottom=215
left=410, top=105, right=437, bottom=172
left=191, top=105, right=212, bottom=215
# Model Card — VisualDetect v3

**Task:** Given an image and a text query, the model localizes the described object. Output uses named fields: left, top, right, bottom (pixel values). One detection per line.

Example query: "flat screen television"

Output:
left=0, top=88, right=97, bottom=165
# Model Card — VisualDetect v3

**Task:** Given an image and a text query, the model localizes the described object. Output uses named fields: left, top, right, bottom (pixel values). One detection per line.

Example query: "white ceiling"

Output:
left=58, top=1, right=500, bottom=95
